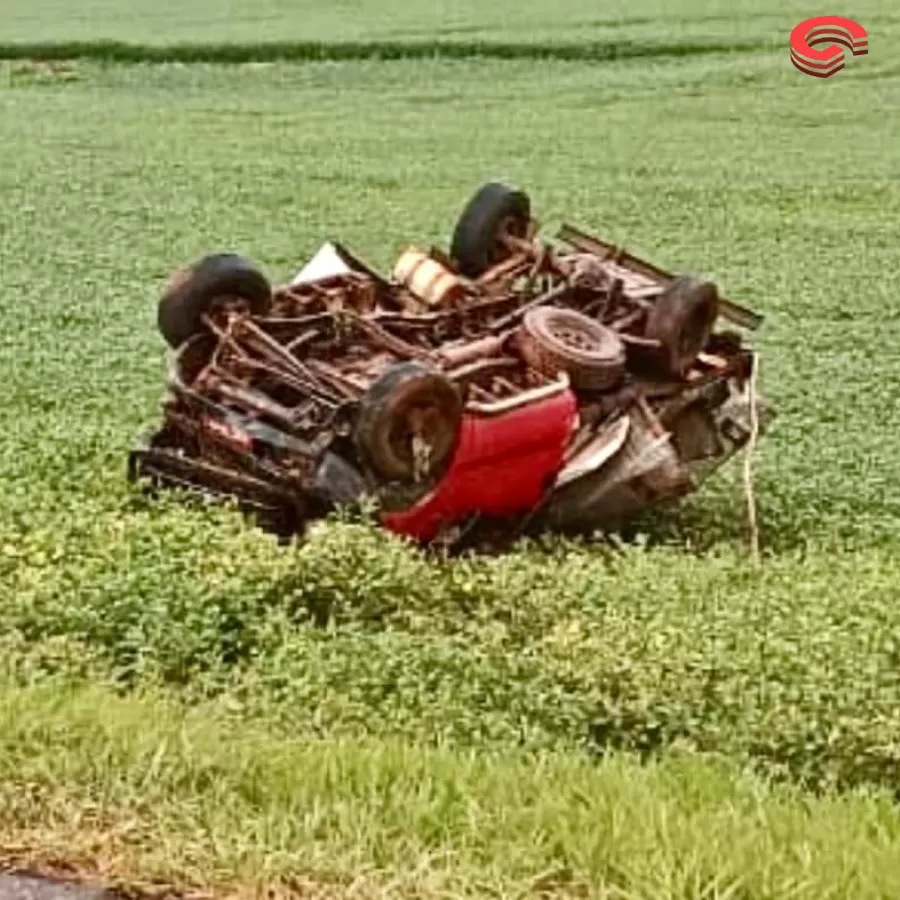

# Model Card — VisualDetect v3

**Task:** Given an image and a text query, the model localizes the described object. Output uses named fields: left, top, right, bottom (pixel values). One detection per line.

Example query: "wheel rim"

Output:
left=207, top=294, right=253, bottom=319
left=550, top=324, right=600, bottom=353
left=385, top=392, right=459, bottom=480
left=490, top=215, right=527, bottom=263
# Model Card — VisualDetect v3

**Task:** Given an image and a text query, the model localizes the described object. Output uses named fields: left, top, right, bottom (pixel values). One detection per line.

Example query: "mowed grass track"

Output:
left=1, top=0, right=897, bottom=47
left=2, top=47, right=900, bottom=898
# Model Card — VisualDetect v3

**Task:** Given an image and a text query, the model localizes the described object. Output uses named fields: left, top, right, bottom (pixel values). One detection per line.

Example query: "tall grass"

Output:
left=1, top=51, right=899, bottom=896
left=2, top=680, right=900, bottom=899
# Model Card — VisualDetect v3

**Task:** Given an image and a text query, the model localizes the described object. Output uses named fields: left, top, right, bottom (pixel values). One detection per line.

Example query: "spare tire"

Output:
left=517, top=307, right=626, bottom=391
left=158, top=253, right=272, bottom=349
left=354, top=361, right=463, bottom=483
left=644, top=274, right=719, bottom=379
left=449, top=182, right=531, bottom=279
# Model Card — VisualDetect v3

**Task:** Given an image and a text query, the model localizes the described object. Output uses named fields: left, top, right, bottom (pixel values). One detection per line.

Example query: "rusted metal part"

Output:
left=274, top=271, right=380, bottom=315
left=435, top=333, right=508, bottom=368
left=133, top=192, right=771, bottom=549
left=446, top=356, right=520, bottom=385
left=132, top=442, right=302, bottom=507
left=620, top=334, right=662, bottom=350
left=608, top=307, right=645, bottom=333
left=239, top=358, right=345, bottom=408
left=487, top=281, right=573, bottom=334
left=258, top=312, right=340, bottom=332
left=557, top=223, right=764, bottom=331
left=231, top=317, right=322, bottom=384
left=476, top=254, right=532, bottom=287
left=348, top=314, right=435, bottom=361
left=500, top=232, right=542, bottom=258
left=285, top=329, right=322, bottom=354
left=304, top=359, right=366, bottom=400
left=205, top=377, right=305, bottom=432
left=521, top=246, right=550, bottom=295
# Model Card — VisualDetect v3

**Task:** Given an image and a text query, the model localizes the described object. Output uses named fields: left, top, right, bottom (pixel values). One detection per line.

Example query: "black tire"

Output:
left=449, top=182, right=531, bottom=279
left=644, top=274, right=719, bottom=378
left=517, top=306, right=626, bottom=391
left=354, top=361, right=463, bottom=483
left=157, top=253, right=272, bottom=349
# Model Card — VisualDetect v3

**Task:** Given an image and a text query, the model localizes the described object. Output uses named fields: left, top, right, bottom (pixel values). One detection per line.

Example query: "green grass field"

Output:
left=3, top=682, right=900, bottom=899
left=2, top=6, right=900, bottom=898
left=1, top=0, right=893, bottom=46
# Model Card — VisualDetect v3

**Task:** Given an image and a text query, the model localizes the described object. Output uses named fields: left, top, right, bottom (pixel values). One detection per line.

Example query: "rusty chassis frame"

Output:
left=130, top=199, right=773, bottom=550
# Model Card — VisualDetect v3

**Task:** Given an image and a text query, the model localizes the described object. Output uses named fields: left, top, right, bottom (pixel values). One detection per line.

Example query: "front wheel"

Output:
left=449, top=182, right=532, bottom=279
left=354, top=361, right=463, bottom=483
left=644, top=274, right=719, bottom=378
left=157, top=252, right=272, bottom=349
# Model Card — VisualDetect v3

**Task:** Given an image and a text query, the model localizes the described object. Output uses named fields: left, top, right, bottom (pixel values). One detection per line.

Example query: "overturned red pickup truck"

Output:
left=129, top=183, right=773, bottom=550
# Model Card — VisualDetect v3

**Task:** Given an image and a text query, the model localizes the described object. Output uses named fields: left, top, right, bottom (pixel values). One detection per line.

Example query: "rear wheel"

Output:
left=644, top=274, right=719, bottom=378
left=449, top=182, right=531, bottom=278
left=354, top=361, right=463, bottom=483
left=517, top=306, right=626, bottom=391
left=157, top=253, right=272, bottom=349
